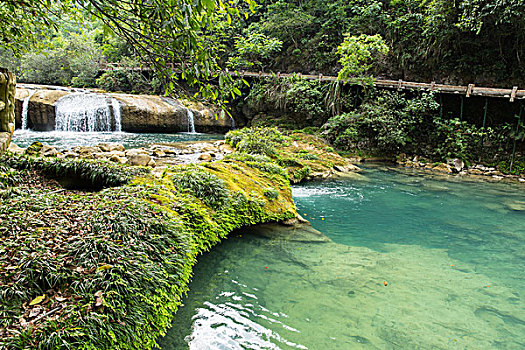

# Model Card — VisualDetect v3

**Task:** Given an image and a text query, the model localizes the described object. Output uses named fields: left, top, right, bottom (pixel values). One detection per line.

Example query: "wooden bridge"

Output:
left=99, top=62, right=524, bottom=102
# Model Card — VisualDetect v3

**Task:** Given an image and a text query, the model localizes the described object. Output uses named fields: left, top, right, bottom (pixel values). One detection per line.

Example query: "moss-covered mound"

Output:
left=225, top=127, right=357, bottom=182
left=0, top=154, right=296, bottom=349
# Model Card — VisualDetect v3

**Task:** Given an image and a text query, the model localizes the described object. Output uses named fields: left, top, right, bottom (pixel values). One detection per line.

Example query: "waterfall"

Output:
left=21, top=90, right=36, bottom=130
left=186, top=108, right=196, bottom=134
left=55, top=93, right=120, bottom=132
left=111, top=98, right=122, bottom=132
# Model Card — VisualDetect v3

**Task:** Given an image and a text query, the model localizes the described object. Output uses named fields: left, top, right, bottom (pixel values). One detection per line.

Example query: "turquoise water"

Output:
left=160, top=166, right=525, bottom=349
left=11, top=130, right=222, bottom=149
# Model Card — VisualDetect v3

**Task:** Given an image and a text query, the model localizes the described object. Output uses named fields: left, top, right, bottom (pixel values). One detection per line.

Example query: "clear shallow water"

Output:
left=160, top=166, right=525, bottom=349
left=12, top=130, right=222, bottom=149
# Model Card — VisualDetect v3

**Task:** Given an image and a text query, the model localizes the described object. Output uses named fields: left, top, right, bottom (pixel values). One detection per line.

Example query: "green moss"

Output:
left=0, top=153, right=296, bottom=350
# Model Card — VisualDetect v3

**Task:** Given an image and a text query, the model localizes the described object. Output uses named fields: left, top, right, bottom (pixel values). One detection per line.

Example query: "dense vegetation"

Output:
left=3, top=0, right=524, bottom=91
left=0, top=150, right=297, bottom=349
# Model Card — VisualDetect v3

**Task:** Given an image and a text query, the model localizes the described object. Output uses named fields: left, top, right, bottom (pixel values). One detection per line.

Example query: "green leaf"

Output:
left=29, top=294, right=46, bottom=306
left=201, top=0, right=216, bottom=11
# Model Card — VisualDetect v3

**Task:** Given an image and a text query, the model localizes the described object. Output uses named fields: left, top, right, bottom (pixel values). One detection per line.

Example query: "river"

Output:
left=159, top=165, right=525, bottom=349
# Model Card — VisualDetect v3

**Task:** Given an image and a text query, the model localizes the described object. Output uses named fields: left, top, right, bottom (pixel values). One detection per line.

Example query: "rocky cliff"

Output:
left=15, top=85, right=233, bottom=133
left=0, top=68, right=16, bottom=153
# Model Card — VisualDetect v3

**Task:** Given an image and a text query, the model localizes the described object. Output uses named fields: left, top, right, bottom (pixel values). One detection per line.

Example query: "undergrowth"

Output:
left=0, top=152, right=296, bottom=350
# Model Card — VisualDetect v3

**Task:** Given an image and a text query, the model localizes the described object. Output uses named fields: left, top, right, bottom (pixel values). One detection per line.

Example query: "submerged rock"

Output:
left=242, top=222, right=331, bottom=243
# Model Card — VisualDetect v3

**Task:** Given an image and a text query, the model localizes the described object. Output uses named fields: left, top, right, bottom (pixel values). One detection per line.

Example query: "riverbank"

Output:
left=0, top=128, right=358, bottom=349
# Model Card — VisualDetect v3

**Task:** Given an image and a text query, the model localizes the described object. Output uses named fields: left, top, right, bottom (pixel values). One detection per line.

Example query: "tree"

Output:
left=1, top=0, right=258, bottom=105
left=336, top=33, right=389, bottom=85
left=227, top=31, right=282, bottom=71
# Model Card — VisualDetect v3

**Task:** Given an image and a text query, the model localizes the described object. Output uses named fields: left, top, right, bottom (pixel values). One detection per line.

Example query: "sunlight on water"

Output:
left=160, top=166, right=525, bottom=349
left=12, top=130, right=222, bottom=149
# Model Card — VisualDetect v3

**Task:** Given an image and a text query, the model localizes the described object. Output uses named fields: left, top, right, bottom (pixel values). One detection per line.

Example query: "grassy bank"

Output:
left=0, top=149, right=297, bottom=349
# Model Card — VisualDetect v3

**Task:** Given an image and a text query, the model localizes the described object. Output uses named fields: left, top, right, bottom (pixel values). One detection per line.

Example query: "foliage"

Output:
left=245, top=78, right=333, bottom=127
left=226, top=126, right=289, bottom=157
left=324, top=90, right=439, bottom=155
left=336, top=34, right=389, bottom=84
left=263, top=187, right=279, bottom=200
left=168, top=165, right=229, bottom=209
left=19, top=29, right=102, bottom=86
left=1, top=0, right=259, bottom=107
left=0, top=153, right=296, bottom=349
left=1, top=154, right=144, bottom=189
left=222, top=0, right=525, bottom=85
left=323, top=90, right=515, bottom=162
left=227, top=31, right=282, bottom=71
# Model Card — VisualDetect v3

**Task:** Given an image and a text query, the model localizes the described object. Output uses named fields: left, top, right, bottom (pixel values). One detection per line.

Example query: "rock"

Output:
left=97, top=143, right=111, bottom=152
left=505, top=200, right=525, bottom=211
left=25, top=141, right=43, bottom=155
left=198, top=153, right=212, bottom=162
left=125, top=149, right=149, bottom=156
left=127, top=154, right=152, bottom=167
left=108, top=143, right=125, bottom=152
left=202, top=146, right=218, bottom=153
left=152, top=149, right=166, bottom=157
left=469, top=169, right=484, bottom=175
left=218, top=143, right=235, bottom=154
left=15, top=88, right=232, bottom=133
left=242, top=223, right=331, bottom=243
left=147, top=159, right=156, bottom=167
left=75, top=146, right=101, bottom=155
left=40, top=145, right=59, bottom=157
left=519, top=178, right=525, bottom=183
left=109, top=151, right=125, bottom=158
left=113, top=95, right=232, bottom=133
left=64, top=152, right=79, bottom=158
left=14, top=88, right=69, bottom=131
left=433, top=163, right=453, bottom=174
left=491, top=175, right=504, bottom=180
left=93, top=153, right=109, bottom=160
left=163, top=148, right=178, bottom=155
left=453, top=159, right=465, bottom=173
left=7, top=143, right=25, bottom=155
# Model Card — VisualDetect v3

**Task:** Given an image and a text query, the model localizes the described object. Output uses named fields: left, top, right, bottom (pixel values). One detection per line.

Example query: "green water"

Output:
left=160, top=166, right=525, bottom=349
left=12, top=130, right=222, bottom=149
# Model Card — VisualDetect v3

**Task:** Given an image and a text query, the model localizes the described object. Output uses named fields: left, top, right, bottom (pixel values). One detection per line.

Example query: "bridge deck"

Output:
left=100, top=63, right=524, bottom=101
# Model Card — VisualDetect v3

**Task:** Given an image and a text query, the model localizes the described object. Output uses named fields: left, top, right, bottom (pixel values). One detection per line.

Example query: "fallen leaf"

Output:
left=29, top=295, right=46, bottom=306
left=97, top=264, right=113, bottom=272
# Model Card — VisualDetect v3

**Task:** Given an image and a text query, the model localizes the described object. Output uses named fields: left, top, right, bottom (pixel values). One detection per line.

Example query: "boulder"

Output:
left=40, top=145, right=59, bottom=157
left=219, top=143, right=235, bottom=154
left=152, top=149, right=166, bottom=157
left=25, top=141, right=43, bottom=155
left=452, top=159, right=465, bottom=173
left=433, top=163, right=454, bottom=174
left=198, top=153, right=212, bottom=162
left=127, top=154, right=152, bottom=167
left=7, top=143, right=25, bottom=155
left=97, top=143, right=111, bottom=152
left=108, top=143, right=125, bottom=152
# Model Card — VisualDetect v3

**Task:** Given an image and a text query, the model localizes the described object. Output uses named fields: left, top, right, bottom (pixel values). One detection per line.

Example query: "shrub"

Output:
left=169, top=166, right=229, bottom=209
left=263, top=187, right=279, bottom=200
left=226, top=127, right=288, bottom=157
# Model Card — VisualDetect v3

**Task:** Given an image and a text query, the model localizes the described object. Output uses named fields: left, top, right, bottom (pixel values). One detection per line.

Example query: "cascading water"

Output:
left=186, top=108, right=196, bottom=134
left=111, top=99, right=122, bottom=132
left=21, top=90, right=36, bottom=130
left=55, top=93, right=122, bottom=132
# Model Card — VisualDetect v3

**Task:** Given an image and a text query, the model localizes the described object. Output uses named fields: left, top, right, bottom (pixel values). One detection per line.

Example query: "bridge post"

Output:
left=460, top=96, right=464, bottom=121
left=510, top=103, right=523, bottom=172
